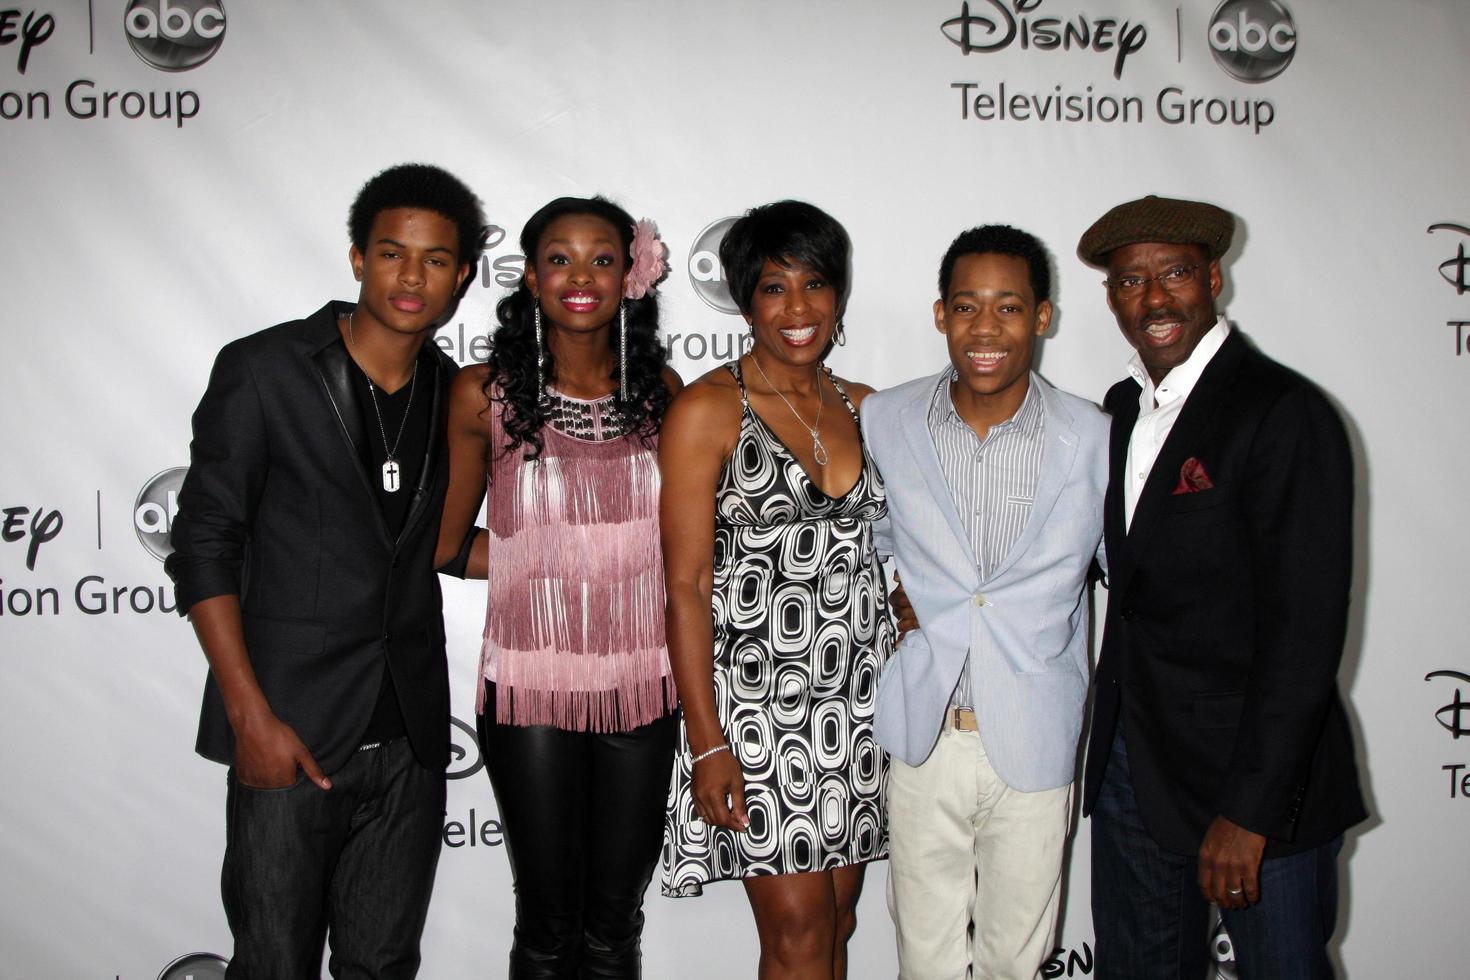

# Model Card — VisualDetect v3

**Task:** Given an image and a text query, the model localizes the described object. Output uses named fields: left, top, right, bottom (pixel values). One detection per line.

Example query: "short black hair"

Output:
left=513, top=195, right=638, bottom=269
left=720, top=200, right=851, bottom=318
left=937, top=224, right=1052, bottom=304
left=348, top=163, right=488, bottom=293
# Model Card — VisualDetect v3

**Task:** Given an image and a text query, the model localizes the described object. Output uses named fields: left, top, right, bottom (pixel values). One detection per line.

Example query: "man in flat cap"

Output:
left=1077, top=195, right=1366, bottom=978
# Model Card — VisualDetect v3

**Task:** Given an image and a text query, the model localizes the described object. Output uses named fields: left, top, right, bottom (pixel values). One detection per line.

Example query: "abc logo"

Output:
left=135, top=466, right=188, bottom=562
left=157, top=952, right=228, bottom=980
left=125, top=0, right=226, bottom=72
left=1208, top=0, right=1296, bottom=82
left=688, top=217, right=741, bottom=315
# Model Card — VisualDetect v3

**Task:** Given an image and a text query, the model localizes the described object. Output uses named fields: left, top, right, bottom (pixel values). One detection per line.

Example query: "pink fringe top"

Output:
left=479, top=388, right=676, bottom=732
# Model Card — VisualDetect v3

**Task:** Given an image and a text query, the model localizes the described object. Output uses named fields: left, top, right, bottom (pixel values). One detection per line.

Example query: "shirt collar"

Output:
left=930, top=368, right=960, bottom=428
left=930, top=368, right=1043, bottom=434
left=1008, top=378, right=1044, bottom=435
left=1126, top=316, right=1230, bottom=410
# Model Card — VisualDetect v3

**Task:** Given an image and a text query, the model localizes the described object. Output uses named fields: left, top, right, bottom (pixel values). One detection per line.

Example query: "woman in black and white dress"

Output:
left=659, top=200, right=893, bottom=978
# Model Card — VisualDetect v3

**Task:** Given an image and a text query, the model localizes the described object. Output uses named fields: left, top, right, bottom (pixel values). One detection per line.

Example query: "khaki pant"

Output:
left=886, top=725, right=1072, bottom=980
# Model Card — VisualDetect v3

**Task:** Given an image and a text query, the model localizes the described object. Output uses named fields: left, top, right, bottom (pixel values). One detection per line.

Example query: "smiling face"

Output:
left=1105, top=241, right=1222, bottom=384
left=523, top=213, right=627, bottom=332
left=745, top=257, right=839, bottom=368
left=935, top=252, right=1051, bottom=408
left=349, top=207, right=468, bottom=337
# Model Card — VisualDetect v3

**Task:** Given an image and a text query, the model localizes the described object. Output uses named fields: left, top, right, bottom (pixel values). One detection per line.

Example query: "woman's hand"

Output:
left=691, top=747, right=749, bottom=831
left=891, top=574, right=919, bottom=639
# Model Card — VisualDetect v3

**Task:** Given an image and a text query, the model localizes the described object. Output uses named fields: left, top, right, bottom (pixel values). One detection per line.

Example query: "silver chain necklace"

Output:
left=748, top=352, right=828, bottom=466
left=350, top=311, right=418, bottom=493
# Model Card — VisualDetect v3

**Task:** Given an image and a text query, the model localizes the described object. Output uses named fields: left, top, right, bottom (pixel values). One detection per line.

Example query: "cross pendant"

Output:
left=382, top=459, right=401, bottom=493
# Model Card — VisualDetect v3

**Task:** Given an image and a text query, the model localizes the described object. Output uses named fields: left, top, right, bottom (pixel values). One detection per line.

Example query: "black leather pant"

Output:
left=479, top=684, right=677, bottom=979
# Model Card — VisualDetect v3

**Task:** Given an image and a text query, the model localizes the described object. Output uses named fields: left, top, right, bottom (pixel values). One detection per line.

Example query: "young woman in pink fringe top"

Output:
left=434, top=196, right=681, bottom=978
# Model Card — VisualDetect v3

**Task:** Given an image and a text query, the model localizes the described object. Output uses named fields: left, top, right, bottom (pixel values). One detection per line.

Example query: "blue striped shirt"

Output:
left=927, top=371, right=1045, bottom=708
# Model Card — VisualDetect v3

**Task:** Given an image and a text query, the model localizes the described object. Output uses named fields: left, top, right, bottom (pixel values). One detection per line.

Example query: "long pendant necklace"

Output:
left=749, top=353, right=828, bottom=466
left=350, top=312, right=418, bottom=493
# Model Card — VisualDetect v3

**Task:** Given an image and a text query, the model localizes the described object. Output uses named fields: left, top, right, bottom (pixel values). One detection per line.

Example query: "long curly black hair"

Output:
left=486, top=196, right=671, bottom=460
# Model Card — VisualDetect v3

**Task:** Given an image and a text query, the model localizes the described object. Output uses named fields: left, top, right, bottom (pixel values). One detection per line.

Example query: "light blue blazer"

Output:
left=861, top=370, right=1107, bottom=792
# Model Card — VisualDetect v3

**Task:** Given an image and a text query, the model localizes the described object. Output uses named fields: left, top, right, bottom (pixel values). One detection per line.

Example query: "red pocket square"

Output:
left=1172, top=457, right=1214, bottom=494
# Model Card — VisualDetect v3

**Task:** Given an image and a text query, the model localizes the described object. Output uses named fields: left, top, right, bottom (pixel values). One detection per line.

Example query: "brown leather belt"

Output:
left=949, top=707, right=978, bottom=732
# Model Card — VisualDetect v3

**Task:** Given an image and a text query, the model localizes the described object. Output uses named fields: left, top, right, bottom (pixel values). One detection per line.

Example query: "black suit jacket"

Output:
left=1082, top=329, right=1366, bottom=857
left=166, top=301, right=455, bottom=774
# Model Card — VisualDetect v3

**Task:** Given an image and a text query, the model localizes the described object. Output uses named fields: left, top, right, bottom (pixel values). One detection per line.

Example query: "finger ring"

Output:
left=1227, top=887, right=1243, bottom=896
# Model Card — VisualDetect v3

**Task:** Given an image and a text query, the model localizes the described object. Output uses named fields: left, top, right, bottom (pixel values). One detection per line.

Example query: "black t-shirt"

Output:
left=352, top=346, right=433, bottom=744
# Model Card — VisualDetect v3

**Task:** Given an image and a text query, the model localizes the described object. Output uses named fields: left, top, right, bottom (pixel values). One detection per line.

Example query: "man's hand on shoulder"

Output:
left=1197, top=814, right=1266, bottom=910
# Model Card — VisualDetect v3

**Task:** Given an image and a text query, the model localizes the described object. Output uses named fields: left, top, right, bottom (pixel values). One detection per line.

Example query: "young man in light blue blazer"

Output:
left=861, top=226, right=1108, bottom=980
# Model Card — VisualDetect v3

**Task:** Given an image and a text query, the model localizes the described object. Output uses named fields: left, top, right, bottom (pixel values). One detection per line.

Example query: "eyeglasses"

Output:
left=1103, top=264, right=1203, bottom=296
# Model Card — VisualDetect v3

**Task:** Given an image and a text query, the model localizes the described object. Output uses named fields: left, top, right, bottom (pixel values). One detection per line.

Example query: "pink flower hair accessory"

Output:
left=623, top=219, right=668, bottom=300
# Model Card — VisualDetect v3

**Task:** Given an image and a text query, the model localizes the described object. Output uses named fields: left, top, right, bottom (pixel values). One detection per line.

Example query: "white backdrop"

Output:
left=3, top=2, right=1468, bottom=977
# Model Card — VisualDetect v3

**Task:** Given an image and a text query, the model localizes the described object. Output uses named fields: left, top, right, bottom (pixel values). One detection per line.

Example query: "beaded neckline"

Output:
left=545, top=386, right=630, bottom=443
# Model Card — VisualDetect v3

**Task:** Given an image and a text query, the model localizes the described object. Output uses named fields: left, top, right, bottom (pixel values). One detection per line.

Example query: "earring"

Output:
left=835, top=321, right=847, bottom=347
left=618, top=302, right=629, bottom=403
left=534, top=303, right=546, bottom=404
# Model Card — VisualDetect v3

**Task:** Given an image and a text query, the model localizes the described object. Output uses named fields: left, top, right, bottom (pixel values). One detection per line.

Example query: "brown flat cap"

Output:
left=1077, top=194, right=1234, bottom=266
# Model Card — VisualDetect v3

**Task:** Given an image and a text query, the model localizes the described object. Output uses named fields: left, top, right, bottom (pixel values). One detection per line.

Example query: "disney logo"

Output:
left=0, top=9, right=54, bottom=75
left=1425, top=670, right=1470, bottom=739
left=2, top=505, right=62, bottom=571
left=1427, top=223, right=1470, bottom=296
left=940, top=0, right=1146, bottom=81
left=1041, top=940, right=1093, bottom=977
left=447, top=714, right=485, bottom=779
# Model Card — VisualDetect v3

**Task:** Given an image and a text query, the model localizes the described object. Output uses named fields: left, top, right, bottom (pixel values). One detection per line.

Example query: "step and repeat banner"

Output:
left=2, top=1, right=1467, bottom=977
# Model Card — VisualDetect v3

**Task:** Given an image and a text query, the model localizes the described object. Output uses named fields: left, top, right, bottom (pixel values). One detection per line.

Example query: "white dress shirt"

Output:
left=1123, top=316, right=1230, bottom=529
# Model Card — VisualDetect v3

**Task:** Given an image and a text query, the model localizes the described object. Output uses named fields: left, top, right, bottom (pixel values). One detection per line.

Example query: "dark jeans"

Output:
left=479, top=684, right=677, bottom=979
left=222, top=738, right=446, bottom=979
left=1091, top=727, right=1342, bottom=980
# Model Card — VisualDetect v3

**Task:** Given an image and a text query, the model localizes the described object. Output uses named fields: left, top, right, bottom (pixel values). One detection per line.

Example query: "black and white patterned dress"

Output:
left=662, top=362, right=892, bottom=896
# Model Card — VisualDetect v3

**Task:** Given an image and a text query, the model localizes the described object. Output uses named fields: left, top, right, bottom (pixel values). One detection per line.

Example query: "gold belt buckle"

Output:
left=951, top=707, right=978, bottom=732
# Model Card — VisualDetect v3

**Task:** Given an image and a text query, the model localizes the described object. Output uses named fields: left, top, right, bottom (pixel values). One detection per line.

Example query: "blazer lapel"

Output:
left=308, top=318, right=392, bottom=547
left=1104, top=380, right=1140, bottom=588
left=394, top=349, right=447, bottom=550
left=1121, top=331, right=1245, bottom=560
left=986, top=376, right=1077, bottom=583
left=898, top=372, right=982, bottom=579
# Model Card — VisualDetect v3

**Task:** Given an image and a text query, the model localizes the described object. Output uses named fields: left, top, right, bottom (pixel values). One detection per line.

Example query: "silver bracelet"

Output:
left=689, top=743, right=730, bottom=765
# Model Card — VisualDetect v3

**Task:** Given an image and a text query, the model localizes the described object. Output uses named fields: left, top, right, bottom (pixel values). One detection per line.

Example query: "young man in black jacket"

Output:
left=167, top=163, right=485, bottom=978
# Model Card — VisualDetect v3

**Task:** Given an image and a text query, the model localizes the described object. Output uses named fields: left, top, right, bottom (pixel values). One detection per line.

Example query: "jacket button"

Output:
left=1120, top=607, right=1136, bottom=621
left=973, top=593, right=989, bottom=607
